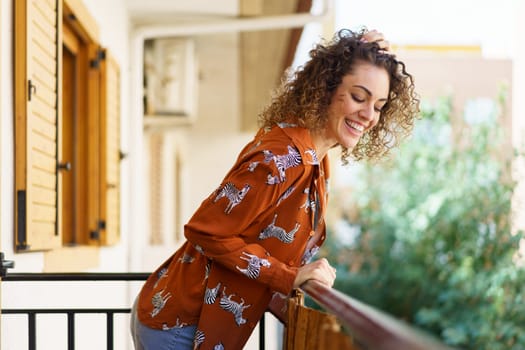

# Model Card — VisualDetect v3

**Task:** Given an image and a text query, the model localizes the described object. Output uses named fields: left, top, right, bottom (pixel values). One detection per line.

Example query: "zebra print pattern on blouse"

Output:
left=219, top=287, right=251, bottom=326
left=263, top=145, right=302, bottom=185
left=204, top=282, right=221, bottom=304
left=150, top=289, right=171, bottom=318
left=193, top=329, right=205, bottom=349
left=235, top=252, right=271, bottom=279
left=213, top=342, right=225, bottom=350
left=152, top=267, right=168, bottom=289
left=259, top=214, right=300, bottom=244
left=213, top=182, right=251, bottom=214
left=305, top=148, right=320, bottom=165
left=300, top=188, right=316, bottom=213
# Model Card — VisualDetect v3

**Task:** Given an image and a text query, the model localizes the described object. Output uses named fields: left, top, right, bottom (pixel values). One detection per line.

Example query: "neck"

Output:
left=310, top=129, right=336, bottom=161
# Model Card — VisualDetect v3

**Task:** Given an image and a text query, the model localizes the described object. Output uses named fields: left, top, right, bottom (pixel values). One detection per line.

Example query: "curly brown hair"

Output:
left=258, top=28, right=420, bottom=163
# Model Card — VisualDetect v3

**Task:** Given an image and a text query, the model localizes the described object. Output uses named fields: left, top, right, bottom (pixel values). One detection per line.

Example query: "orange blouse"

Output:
left=137, top=124, right=330, bottom=349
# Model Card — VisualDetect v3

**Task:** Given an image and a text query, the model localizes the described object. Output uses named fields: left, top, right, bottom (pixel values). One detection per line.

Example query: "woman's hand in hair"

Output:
left=362, top=29, right=391, bottom=53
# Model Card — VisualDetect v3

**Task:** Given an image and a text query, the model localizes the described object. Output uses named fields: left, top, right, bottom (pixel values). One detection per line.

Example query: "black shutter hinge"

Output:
left=98, top=220, right=106, bottom=230
left=16, top=190, right=30, bottom=250
left=89, top=230, right=100, bottom=240
left=90, top=49, right=106, bottom=69
left=89, top=220, right=106, bottom=240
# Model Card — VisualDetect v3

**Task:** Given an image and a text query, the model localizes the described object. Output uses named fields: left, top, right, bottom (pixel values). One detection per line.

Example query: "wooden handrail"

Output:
left=301, top=280, right=454, bottom=350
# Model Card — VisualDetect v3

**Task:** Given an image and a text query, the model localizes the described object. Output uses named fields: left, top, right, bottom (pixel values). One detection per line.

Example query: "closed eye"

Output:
left=351, top=94, right=364, bottom=103
left=375, top=103, right=387, bottom=113
left=354, top=94, right=384, bottom=113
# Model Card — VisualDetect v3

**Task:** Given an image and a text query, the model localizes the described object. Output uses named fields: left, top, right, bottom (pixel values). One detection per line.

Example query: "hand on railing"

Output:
left=268, top=258, right=336, bottom=325
left=293, top=258, right=336, bottom=289
left=268, top=259, right=335, bottom=324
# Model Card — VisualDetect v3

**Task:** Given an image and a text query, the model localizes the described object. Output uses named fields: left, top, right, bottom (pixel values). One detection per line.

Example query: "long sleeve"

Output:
left=184, top=145, right=303, bottom=295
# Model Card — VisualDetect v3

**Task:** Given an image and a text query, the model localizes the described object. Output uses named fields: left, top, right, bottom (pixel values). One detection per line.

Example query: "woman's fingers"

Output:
left=362, top=29, right=391, bottom=52
left=293, top=258, right=337, bottom=289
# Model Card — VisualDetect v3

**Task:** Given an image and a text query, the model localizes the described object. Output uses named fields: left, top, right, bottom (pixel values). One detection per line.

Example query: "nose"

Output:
left=358, top=103, right=375, bottom=122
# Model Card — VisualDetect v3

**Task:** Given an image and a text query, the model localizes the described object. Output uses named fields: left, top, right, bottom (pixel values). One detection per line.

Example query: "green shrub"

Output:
left=325, top=96, right=525, bottom=349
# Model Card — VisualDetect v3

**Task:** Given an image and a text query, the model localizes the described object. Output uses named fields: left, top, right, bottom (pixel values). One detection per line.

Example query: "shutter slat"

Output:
left=32, top=167, right=56, bottom=189
left=33, top=0, right=56, bottom=25
left=31, top=39, right=57, bottom=74
left=32, top=185, right=56, bottom=206
left=31, top=129, right=57, bottom=157
left=32, top=114, right=57, bottom=140
left=32, top=63, right=57, bottom=101
left=44, top=0, right=56, bottom=9
left=32, top=149, right=56, bottom=173
left=32, top=222, right=56, bottom=237
left=33, top=96, right=57, bottom=124
left=33, top=203, right=57, bottom=222
left=32, top=30, right=58, bottom=74
left=32, top=0, right=56, bottom=39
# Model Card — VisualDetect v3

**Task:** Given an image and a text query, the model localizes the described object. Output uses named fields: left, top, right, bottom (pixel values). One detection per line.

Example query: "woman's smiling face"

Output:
left=320, top=61, right=390, bottom=154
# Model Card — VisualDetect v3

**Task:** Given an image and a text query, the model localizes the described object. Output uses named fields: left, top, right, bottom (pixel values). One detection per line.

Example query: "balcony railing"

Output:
left=2, top=272, right=453, bottom=350
left=298, top=280, right=454, bottom=350
left=2, top=272, right=150, bottom=350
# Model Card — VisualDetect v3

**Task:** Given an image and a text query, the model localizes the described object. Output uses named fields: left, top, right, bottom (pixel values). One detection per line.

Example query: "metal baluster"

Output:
left=67, top=312, right=75, bottom=350
left=107, top=312, right=114, bottom=350
left=28, top=312, right=36, bottom=350
left=259, top=313, right=265, bottom=350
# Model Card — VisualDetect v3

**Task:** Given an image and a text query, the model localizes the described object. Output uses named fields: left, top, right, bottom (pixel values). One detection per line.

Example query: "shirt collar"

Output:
left=274, top=123, right=320, bottom=166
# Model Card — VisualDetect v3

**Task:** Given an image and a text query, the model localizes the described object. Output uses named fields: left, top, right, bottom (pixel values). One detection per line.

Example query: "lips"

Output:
left=345, top=119, right=364, bottom=133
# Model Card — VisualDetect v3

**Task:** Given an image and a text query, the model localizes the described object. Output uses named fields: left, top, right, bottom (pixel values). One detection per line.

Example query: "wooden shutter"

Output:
left=15, top=0, right=62, bottom=251
left=99, top=49, right=121, bottom=245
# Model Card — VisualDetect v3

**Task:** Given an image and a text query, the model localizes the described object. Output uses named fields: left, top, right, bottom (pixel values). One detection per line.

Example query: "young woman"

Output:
left=131, top=28, right=419, bottom=350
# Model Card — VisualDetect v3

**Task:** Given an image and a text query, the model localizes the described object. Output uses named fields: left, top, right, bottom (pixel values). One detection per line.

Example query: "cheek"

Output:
left=369, top=115, right=381, bottom=129
left=366, top=115, right=381, bottom=130
left=339, top=98, right=355, bottom=114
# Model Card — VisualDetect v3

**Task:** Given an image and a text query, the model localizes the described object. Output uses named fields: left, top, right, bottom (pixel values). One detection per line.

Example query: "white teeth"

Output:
left=347, top=120, right=364, bottom=132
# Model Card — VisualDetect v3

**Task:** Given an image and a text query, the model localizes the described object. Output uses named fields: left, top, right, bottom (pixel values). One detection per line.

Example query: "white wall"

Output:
left=131, top=31, right=249, bottom=272
left=1, top=0, right=15, bottom=270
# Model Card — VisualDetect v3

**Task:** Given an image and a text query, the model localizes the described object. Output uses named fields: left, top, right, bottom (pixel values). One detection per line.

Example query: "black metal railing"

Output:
left=2, top=272, right=149, bottom=350
left=3, top=272, right=453, bottom=350
left=1, top=272, right=269, bottom=350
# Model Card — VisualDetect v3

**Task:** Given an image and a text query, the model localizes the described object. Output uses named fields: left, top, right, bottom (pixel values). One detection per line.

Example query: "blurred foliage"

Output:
left=321, top=96, right=525, bottom=349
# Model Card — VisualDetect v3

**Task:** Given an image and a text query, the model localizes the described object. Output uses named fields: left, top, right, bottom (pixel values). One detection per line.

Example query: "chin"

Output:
left=340, top=139, right=359, bottom=150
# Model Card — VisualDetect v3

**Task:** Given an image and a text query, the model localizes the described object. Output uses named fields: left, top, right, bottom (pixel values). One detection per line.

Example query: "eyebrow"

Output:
left=352, top=85, right=388, bottom=102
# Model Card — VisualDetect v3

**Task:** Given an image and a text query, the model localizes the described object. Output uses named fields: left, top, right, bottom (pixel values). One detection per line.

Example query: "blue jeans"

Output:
left=130, top=298, right=197, bottom=350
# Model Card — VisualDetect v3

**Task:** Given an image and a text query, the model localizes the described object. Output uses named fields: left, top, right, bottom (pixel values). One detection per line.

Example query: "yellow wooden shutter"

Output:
left=15, top=0, right=62, bottom=251
left=99, top=49, right=121, bottom=245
